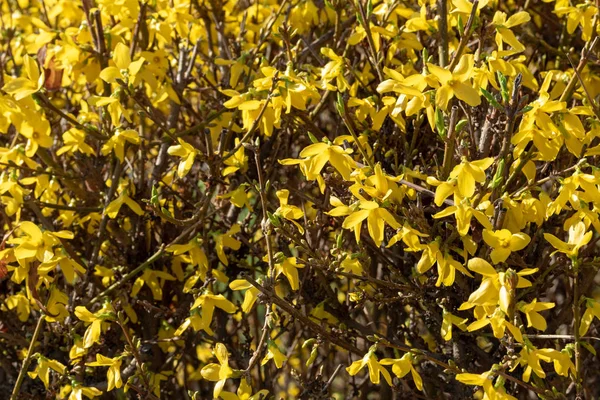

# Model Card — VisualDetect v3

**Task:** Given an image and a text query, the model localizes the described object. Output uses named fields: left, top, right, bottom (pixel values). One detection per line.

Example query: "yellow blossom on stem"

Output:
left=274, top=189, right=305, bottom=234
left=380, top=353, right=423, bottom=390
left=219, top=379, right=269, bottom=400
left=101, top=129, right=140, bottom=162
left=337, top=200, right=400, bottom=247
left=427, top=55, right=481, bottom=110
left=87, top=354, right=123, bottom=391
left=456, top=370, right=517, bottom=400
left=448, top=156, right=494, bottom=199
left=459, top=258, right=537, bottom=313
left=74, top=304, right=115, bottom=349
left=482, top=229, right=531, bottom=264
left=346, top=345, right=392, bottom=386
left=579, top=298, right=600, bottom=336
left=261, top=340, right=287, bottom=368
left=215, top=224, right=242, bottom=266
left=229, top=279, right=259, bottom=313
left=2, top=55, right=44, bottom=100
left=517, top=299, right=555, bottom=331
left=223, top=139, right=248, bottom=176
left=201, top=343, right=237, bottom=398
left=273, top=256, right=305, bottom=291
left=99, top=42, right=145, bottom=85
left=543, top=221, right=592, bottom=258
left=28, top=355, right=66, bottom=388
left=167, top=138, right=199, bottom=178
left=441, top=308, right=468, bottom=341
left=176, top=292, right=236, bottom=336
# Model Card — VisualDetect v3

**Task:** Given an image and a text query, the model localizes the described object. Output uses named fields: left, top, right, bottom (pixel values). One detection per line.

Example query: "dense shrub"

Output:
left=1, top=0, right=600, bottom=399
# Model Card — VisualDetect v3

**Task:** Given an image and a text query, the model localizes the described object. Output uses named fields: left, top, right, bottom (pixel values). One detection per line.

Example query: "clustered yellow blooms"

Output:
left=1, top=0, right=600, bottom=398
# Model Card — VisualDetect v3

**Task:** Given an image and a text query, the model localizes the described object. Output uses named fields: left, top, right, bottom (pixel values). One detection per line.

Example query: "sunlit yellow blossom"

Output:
left=201, top=343, right=237, bottom=398
left=543, top=221, right=592, bottom=257
left=346, top=346, right=392, bottom=386
left=482, top=229, right=530, bottom=264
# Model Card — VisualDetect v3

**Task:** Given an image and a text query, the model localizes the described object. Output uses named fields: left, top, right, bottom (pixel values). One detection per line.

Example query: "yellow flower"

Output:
left=99, top=42, right=145, bottom=85
left=320, top=48, right=349, bottom=92
left=219, top=185, right=253, bottom=211
left=261, top=340, right=287, bottom=368
left=518, top=346, right=555, bottom=382
left=459, top=258, right=537, bottom=313
left=416, top=240, right=473, bottom=286
left=87, top=354, right=123, bottom=391
left=219, top=379, right=269, bottom=400
left=176, top=292, right=237, bottom=336
left=101, top=129, right=140, bottom=162
left=448, top=157, right=494, bottom=198
left=201, top=343, right=236, bottom=398
left=517, top=299, right=554, bottom=331
left=337, top=200, right=400, bottom=247
left=45, top=288, right=69, bottom=323
left=579, top=298, right=600, bottom=336
left=223, top=139, right=248, bottom=176
left=433, top=199, right=492, bottom=236
left=5, top=293, right=31, bottom=322
left=28, top=355, right=66, bottom=388
left=274, top=189, right=305, bottom=234
left=273, top=257, right=305, bottom=291
left=57, top=128, right=96, bottom=156
left=386, top=223, right=429, bottom=250
left=380, top=353, right=423, bottom=390
left=427, top=55, right=481, bottom=110
left=292, top=141, right=355, bottom=181
left=75, top=304, right=114, bottom=348
left=441, top=309, right=468, bottom=341
left=9, top=221, right=74, bottom=263
left=167, top=138, right=199, bottom=178
left=482, top=229, right=531, bottom=264
left=105, top=191, right=144, bottom=219
left=456, top=370, right=517, bottom=400
left=543, top=221, right=592, bottom=258
left=94, top=265, right=116, bottom=287
left=492, top=11, right=530, bottom=56
left=167, top=238, right=209, bottom=279
left=555, top=3, right=597, bottom=41
left=229, top=279, right=259, bottom=313
left=2, top=55, right=44, bottom=100
left=346, top=345, right=392, bottom=386
left=215, top=224, right=242, bottom=266
left=131, top=268, right=176, bottom=300
left=41, top=253, right=86, bottom=284
left=467, top=307, right=523, bottom=342
left=62, top=383, right=103, bottom=400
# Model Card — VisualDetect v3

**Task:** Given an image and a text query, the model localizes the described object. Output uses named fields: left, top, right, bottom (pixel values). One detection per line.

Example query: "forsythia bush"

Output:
left=2, top=0, right=600, bottom=398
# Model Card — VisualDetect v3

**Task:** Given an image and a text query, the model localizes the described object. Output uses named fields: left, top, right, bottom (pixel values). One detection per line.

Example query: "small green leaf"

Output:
left=306, top=346, right=318, bottom=366
left=268, top=211, right=281, bottom=228
left=455, top=119, right=468, bottom=134
left=435, top=108, right=446, bottom=139
left=581, top=341, right=597, bottom=356
left=491, top=159, right=505, bottom=189
left=336, top=92, right=346, bottom=115
left=481, top=88, right=505, bottom=111
left=518, top=105, right=533, bottom=115
left=150, top=186, right=159, bottom=206
left=497, top=71, right=509, bottom=104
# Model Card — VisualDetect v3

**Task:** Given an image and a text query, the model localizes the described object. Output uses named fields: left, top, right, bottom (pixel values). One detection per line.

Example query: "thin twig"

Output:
left=10, top=314, right=45, bottom=400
